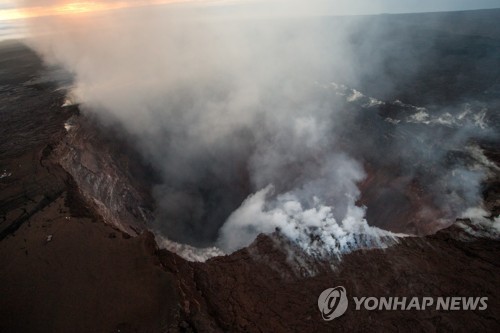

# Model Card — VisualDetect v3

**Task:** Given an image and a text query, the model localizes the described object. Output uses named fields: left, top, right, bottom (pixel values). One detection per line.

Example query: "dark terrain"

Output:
left=1, top=9, right=500, bottom=333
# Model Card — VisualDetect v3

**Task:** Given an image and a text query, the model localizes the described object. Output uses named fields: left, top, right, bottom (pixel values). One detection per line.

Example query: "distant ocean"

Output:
left=0, top=19, right=26, bottom=41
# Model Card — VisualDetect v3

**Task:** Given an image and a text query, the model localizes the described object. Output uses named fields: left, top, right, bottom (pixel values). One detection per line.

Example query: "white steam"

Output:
left=219, top=184, right=403, bottom=256
left=458, top=207, right=500, bottom=237
left=22, top=1, right=498, bottom=259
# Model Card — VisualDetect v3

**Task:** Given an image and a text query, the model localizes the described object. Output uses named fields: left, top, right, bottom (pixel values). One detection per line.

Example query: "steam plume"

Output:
left=23, top=1, right=499, bottom=258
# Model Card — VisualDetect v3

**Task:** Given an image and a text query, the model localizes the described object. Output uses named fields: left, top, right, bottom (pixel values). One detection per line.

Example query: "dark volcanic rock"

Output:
left=0, top=197, right=179, bottom=333
left=157, top=229, right=499, bottom=332
left=54, top=114, right=157, bottom=235
left=0, top=42, right=178, bottom=333
left=0, top=42, right=70, bottom=240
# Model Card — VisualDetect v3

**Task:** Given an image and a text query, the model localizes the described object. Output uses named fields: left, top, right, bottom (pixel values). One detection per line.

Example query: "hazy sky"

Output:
left=228, top=0, right=500, bottom=16
left=1, top=0, right=500, bottom=20
left=0, top=0, right=499, bottom=40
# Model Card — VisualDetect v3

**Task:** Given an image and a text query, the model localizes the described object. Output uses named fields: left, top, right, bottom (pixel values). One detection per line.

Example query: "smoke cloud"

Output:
left=23, top=1, right=499, bottom=258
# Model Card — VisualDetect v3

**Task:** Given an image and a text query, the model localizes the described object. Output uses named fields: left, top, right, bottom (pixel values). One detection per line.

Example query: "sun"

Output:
left=0, top=8, right=25, bottom=21
left=55, top=2, right=104, bottom=14
left=51, top=1, right=197, bottom=16
left=53, top=2, right=124, bottom=15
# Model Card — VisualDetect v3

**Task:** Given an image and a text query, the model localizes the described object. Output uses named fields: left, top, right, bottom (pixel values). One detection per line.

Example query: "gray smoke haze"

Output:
left=23, top=2, right=499, bottom=257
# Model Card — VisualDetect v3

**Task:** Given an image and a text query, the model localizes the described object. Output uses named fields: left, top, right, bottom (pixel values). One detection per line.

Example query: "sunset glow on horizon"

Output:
left=0, top=0, right=217, bottom=21
left=0, top=2, right=125, bottom=21
left=2, top=0, right=499, bottom=23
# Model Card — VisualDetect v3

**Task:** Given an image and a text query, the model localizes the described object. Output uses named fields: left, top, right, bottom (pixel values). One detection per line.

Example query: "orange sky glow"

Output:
left=0, top=0, right=218, bottom=21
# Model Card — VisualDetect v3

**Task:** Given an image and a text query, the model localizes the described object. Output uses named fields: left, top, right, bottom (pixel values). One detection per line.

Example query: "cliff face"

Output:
left=54, top=114, right=155, bottom=235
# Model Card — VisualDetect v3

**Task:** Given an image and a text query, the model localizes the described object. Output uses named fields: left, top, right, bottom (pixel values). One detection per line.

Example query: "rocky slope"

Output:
left=160, top=228, right=499, bottom=332
left=54, top=114, right=156, bottom=235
